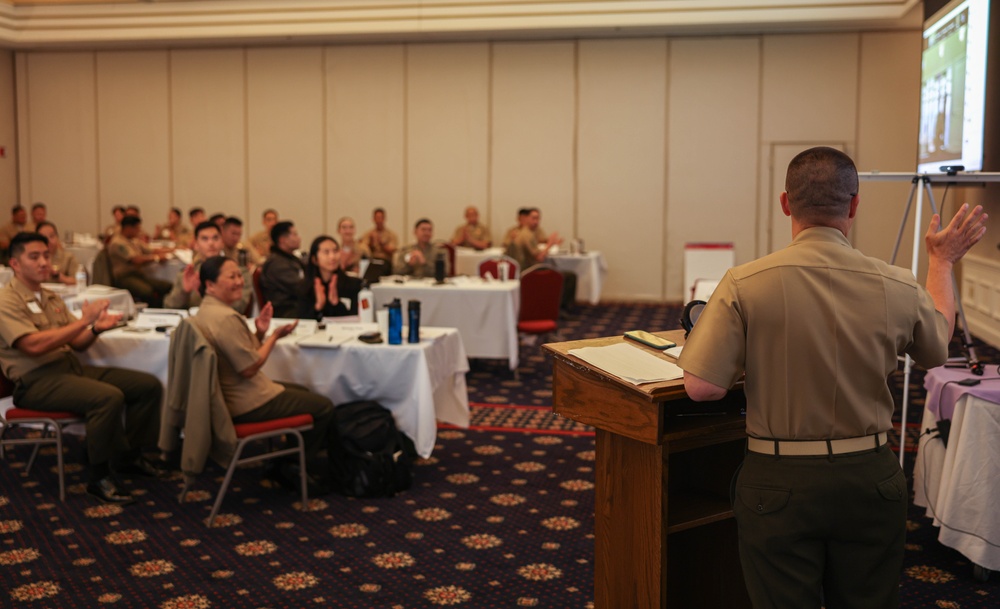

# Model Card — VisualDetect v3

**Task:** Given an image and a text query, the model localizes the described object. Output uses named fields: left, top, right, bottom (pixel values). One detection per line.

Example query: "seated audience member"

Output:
left=0, top=232, right=167, bottom=504
left=124, top=205, right=151, bottom=243
left=164, top=221, right=252, bottom=311
left=260, top=221, right=305, bottom=318
left=194, top=256, right=342, bottom=493
left=336, top=216, right=369, bottom=275
left=30, top=202, right=47, bottom=226
left=361, top=207, right=399, bottom=266
left=222, top=216, right=262, bottom=268
left=250, top=208, right=278, bottom=258
left=156, top=207, right=188, bottom=243
left=451, top=205, right=491, bottom=250
left=209, top=213, right=226, bottom=230
left=107, top=216, right=174, bottom=308
left=187, top=207, right=206, bottom=247
left=507, top=207, right=577, bottom=316
left=35, top=221, right=81, bottom=285
left=502, top=208, right=529, bottom=248
left=104, top=205, right=126, bottom=240
left=298, top=235, right=362, bottom=320
left=0, top=205, right=34, bottom=256
left=394, top=218, right=450, bottom=278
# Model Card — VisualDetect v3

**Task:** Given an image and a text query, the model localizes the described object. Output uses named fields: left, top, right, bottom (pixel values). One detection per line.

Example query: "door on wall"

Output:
left=764, top=142, right=849, bottom=255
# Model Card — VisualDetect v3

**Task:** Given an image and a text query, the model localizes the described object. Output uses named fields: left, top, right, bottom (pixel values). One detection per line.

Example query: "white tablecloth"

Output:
left=50, top=284, right=137, bottom=319
left=454, top=246, right=504, bottom=277
left=76, top=323, right=469, bottom=458
left=913, top=390, right=1000, bottom=571
left=548, top=251, right=607, bottom=305
left=372, top=276, right=520, bottom=370
left=144, top=254, right=187, bottom=284
left=66, top=243, right=101, bottom=280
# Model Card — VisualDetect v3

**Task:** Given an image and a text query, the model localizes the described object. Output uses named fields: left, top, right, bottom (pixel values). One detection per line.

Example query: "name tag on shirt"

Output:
left=27, top=301, right=42, bottom=314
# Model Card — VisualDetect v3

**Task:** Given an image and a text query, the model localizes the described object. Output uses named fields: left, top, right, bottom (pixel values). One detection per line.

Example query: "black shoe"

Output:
left=115, top=456, right=170, bottom=479
left=87, top=476, right=135, bottom=505
left=266, top=462, right=330, bottom=497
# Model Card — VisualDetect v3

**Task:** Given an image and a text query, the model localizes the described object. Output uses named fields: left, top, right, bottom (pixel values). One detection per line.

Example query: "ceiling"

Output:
left=0, top=0, right=925, bottom=49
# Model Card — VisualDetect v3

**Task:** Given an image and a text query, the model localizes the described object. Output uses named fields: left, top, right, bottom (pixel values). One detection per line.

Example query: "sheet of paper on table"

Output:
left=568, top=342, right=683, bottom=385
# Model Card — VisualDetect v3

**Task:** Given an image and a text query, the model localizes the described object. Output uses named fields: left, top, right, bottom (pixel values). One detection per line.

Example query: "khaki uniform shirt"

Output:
left=506, top=226, right=548, bottom=272
left=360, top=228, right=399, bottom=263
left=249, top=230, right=271, bottom=257
left=393, top=242, right=450, bottom=278
left=339, top=241, right=370, bottom=274
left=50, top=247, right=80, bottom=279
left=0, top=279, right=75, bottom=381
left=0, top=222, right=33, bottom=246
left=224, top=243, right=262, bottom=268
left=678, top=227, right=949, bottom=441
left=164, top=257, right=253, bottom=312
left=192, top=295, right=283, bottom=416
left=107, top=234, right=149, bottom=280
left=452, top=223, right=491, bottom=249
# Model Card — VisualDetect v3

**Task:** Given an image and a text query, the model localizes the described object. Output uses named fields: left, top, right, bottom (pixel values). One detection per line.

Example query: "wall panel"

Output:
left=406, top=43, right=490, bottom=243
left=0, top=51, right=17, bottom=207
left=666, top=37, right=760, bottom=299
left=96, top=51, right=170, bottom=231
left=19, top=52, right=99, bottom=235
left=491, top=41, right=575, bottom=248
left=326, top=45, right=405, bottom=240
left=170, top=49, right=245, bottom=218
left=578, top=38, right=667, bottom=301
left=247, top=46, right=325, bottom=244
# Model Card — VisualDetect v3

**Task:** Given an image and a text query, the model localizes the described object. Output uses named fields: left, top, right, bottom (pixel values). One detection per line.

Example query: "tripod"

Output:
left=860, top=171, right=999, bottom=466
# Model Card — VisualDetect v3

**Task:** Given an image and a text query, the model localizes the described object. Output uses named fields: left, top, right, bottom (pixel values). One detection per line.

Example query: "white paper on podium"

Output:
left=568, top=342, right=683, bottom=385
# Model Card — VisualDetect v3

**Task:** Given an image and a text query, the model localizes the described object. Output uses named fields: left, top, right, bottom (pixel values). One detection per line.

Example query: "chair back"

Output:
left=479, top=256, right=520, bottom=280
left=519, top=265, right=563, bottom=324
left=91, top=249, right=115, bottom=287
left=0, top=368, right=14, bottom=400
left=439, top=242, right=456, bottom=277
left=252, top=266, right=264, bottom=310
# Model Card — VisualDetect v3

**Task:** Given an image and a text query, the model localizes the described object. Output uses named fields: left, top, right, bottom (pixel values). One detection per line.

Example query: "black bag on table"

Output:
left=334, top=400, right=417, bottom=497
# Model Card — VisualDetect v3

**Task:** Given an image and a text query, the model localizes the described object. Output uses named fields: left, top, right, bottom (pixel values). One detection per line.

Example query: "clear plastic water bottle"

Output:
left=74, top=265, right=87, bottom=292
left=387, top=298, right=403, bottom=345
left=407, top=300, right=421, bottom=343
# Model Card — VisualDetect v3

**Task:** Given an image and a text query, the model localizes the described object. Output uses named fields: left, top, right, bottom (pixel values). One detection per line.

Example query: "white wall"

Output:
left=13, top=32, right=922, bottom=301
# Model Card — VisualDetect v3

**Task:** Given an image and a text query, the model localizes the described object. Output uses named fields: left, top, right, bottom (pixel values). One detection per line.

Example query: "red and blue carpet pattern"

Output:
left=1, top=301, right=997, bottom=607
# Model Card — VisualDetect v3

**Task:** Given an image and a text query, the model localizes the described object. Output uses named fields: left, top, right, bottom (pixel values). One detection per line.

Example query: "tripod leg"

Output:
left=890, top=178, right=920, bottom=266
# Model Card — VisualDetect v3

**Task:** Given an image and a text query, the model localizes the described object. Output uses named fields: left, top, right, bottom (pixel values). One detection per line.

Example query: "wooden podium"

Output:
left=543, top=330, right=751, bottom=608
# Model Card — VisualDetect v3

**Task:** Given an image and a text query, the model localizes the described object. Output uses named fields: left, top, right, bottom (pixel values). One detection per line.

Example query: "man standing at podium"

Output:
left=678, top=147, right=987, bottom=609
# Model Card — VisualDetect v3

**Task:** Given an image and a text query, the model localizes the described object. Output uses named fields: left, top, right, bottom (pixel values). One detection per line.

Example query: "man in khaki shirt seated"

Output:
left=361, top=207, right=399, bottom=266
left=107, top=216, right=174, bottom=308
left=193, top=256, right=343, bottom=494
left=103, top=205, right=126, bottom=241
left=0, top=233, right=167, bottom=504
left=451, top=206, right=491, bottom=250
left=222, top=216, right=263, bottom=268
left=394, top=218, right=450, bottom=279
left=249, top=208, right=278, bottom=259
left=163, top=221, right=252, bottom=312
left=0, top=205, right=34, bottom=259
left=679, top=147, right=988, bottom=608
left=35, top=221, right=81, bottom=286
left=506, top=207, right=577, bottom=316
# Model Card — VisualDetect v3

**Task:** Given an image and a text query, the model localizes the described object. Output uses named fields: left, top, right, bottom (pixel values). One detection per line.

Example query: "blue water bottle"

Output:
left=408, top=300, right=421, bottom=343
left=387, top=298, right=403, bottom=345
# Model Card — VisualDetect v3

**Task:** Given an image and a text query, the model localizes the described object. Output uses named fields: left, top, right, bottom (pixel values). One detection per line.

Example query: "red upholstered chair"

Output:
left=0, top=371, right=83, bottom=502
left=251, top=266, right=264, bottom=311
left=478, top=256, right=520, bottom=281
left=517, top=265, right=563, bottom=337
left=167, top=318, right=314, bottom=527
left=439, top=242, right=457, bottom=277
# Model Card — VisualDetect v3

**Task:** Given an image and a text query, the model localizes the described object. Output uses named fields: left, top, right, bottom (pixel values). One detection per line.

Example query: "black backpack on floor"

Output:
left=334, top=400, right=417, bottom=498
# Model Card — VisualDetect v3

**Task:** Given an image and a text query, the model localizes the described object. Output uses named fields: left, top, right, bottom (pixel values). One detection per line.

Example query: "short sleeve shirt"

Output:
left=361, top=228, right=399, bottom=261
left=107, top=234, right=149, bottom=279
left=50, top=247, right=80, bottom=278
left=192, top=295, right=283, bottom=416
left=678, top=227, right=949, bottom=440
left=452, top=223, right=491, bottom=248
left=0, top=279, right=75, bottom=381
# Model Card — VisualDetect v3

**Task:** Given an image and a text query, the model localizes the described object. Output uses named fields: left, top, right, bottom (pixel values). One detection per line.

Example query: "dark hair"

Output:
left=10, top=232, right=48, bottom=258
left=208, top=213, right=226, bottom=225
left=302, top=235, right=341, bottom=309
left=414, top=218, right=432, bottom=230
left=373, top=207, right=386, bottom=217
left=121, top=216, right=141, bottom=229
left=270, top=221, right=294, bottom=249
left=169, top=207, right=182, bottom=217
left=223, top=216, right=243, bottom=228
left=34, top=220, right=56, bottom=234
left=31, top=202, right=46, bottom=211
left=188, top=206, right=205, bottom=219
left=517, top=208, right=531, bottom=218
left=198, top=255, right=232, bottom=297
left=784, top=146, right=858, bottom=224
left=11, top=204, right=24, bottom=214
left=194, top=220, right=220, bottom=239
left=112, top=205, right=126, bottom=214
left=126, top=205, right=141, bottom=214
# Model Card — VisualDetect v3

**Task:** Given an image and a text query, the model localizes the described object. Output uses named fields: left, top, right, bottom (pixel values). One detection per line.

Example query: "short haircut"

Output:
left=34, top=220, right=56, bottom=234
left=31, top=202, right=45, bottom=211
left=169, top=207, right=182, bottom=217
left=373, top=207, right=386, bottom=217
left=121, top=216, right=141, bottom=229
left=189, top=206, right=205, bottom=218
left=194, top=220, right=220, bottom=239
left=11, top=204, right=24, bottom=214
left=208, top=213, right=226, bottom=225
left=414, top=218, right=432, bottom=230
left=10, top=232, right=47, bottom=258
left=223, top=216, right=243, bottom=228
left=198, top=255, right=232, bottom=297
left=262, top=208, right=278, bottom=218
left=784, top=146, right=859, bottom=224
left=270, top=220, right=294, bottom=246
left=126, top=204, right=141, bottom=213
left=112, top=205, right=126, bottom=214
left=517, top=208, right=531, bottom=218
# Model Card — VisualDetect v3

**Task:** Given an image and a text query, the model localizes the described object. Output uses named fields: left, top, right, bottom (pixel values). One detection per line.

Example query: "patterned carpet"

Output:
left=1, top=301, right=997, bottom=607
